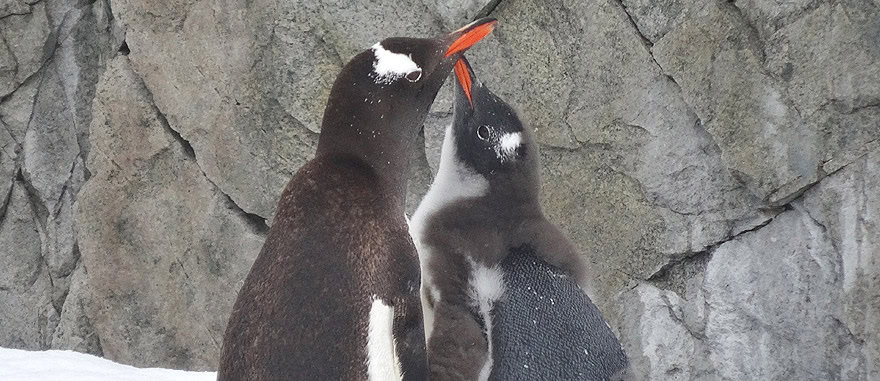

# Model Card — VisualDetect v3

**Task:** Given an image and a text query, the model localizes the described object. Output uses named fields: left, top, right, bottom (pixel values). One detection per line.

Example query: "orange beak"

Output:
left=445, top=19, right=498, bottom=57
left=454, top=59, right=474, bottom=107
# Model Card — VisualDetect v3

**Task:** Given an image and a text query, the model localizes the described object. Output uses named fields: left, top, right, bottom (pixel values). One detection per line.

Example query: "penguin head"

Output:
left=320, top=18, right=497, bottom=135
left=451, top=57, right=534, bottom=177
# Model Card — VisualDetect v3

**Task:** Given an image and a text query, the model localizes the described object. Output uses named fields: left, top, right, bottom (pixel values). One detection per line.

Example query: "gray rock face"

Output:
left=620, top=0, right=706, bottom=43
left=0, top=0, right=118, bottom=356
left=0, top=0, right=49, bottom=97
left=76, top=56, right=265, bottom=370
left=652, top=3, right=819, bottom=205
left=703, top=210, right=858, bottom=380
left=625, top=150, right=880, bottom=380
left=50, top=262, right=102, bottom=355
left=762, top=2, right=880, bottom=174
left=0, top=0, right=877, bottom=378
left=0, top=1, right=32, bottom=19
left=0, top=178, right=53, bottom=349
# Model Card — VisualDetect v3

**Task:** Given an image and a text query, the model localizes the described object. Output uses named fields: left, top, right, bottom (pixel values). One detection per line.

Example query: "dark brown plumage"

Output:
left=217, top=20, right=496, bottom=381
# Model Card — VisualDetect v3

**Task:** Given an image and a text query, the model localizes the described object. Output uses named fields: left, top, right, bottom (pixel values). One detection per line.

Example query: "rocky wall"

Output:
left=0, top=0, right=877, bottom=378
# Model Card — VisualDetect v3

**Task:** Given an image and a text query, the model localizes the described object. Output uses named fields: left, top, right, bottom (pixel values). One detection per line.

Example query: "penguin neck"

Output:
left=491, top=172, right=541, bottom=208
left=316, top=116, right=420, bottom=213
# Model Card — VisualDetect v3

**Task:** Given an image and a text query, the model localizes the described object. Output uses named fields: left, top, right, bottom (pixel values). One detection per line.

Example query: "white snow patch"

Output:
left=495, top=132, right=521, bottom=161
left=0, top=347, right=215, bottom=381
left=371, top=43, right=420, bottom=85
left=367, top=297, right=402, bottom=381
left=467, top=261, right=506, bottom=381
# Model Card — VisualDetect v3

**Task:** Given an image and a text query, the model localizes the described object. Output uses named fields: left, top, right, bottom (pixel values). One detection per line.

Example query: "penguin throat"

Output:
left=409, top=125, right=490, bottom=238
left=316, top=119, right=421, bottom=212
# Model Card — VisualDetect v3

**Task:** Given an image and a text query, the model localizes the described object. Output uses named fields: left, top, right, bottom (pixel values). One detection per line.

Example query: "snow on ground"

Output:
left=0, top=347, right=216, bottom=381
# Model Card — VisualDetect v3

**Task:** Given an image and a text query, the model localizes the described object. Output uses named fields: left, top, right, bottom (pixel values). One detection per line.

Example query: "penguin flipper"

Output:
left=392, top=291, right=429, bottom=381
left=382, top=231, right=429, bottom=381
left=519, top=218, right=597, bottom=299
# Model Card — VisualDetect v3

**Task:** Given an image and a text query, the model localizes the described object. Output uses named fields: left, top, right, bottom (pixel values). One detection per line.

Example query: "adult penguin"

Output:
left=217, top=19, right=497, bottom=381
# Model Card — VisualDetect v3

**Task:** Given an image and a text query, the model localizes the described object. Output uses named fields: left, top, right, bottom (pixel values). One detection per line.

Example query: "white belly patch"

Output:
left=468, top=261, right=506, bottom=381
left=367, top=297, right=402, bottom=380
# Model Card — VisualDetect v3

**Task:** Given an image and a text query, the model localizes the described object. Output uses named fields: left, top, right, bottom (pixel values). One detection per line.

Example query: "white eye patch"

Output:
left=495, top=132, right=522, bottom=161
left=371, top=43, right=421, bottom=85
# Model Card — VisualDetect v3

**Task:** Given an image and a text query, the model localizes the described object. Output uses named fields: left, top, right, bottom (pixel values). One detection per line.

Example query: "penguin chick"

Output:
left=218, top=19, right=497, bottom=381
left=409, top=58, right=594, bottom=381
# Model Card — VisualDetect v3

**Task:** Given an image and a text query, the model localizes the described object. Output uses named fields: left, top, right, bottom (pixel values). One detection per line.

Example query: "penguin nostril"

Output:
left=405, top=69, right=422, bottom=82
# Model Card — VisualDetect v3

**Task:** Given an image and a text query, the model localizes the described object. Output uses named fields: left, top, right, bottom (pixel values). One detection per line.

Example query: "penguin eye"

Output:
left=476, top=125, right=491, bottom=141
left=405, top=69, right=422, bottom=82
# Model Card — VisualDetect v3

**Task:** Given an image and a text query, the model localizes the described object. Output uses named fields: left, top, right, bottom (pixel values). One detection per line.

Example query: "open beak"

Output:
left=416, top=18, right=495, bottom=98
left=445, top=18, right=497, bottom=57
left=454, top=58, right=477, bottom=108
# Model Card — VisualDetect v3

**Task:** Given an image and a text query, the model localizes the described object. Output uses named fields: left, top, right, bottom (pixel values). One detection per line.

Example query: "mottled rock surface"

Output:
left=76, top=56, right=265, bottom=369
left=1, top=0, right=118, bottom=357
left=0, top=0, right=878, bottom=377
left=626, top=150, right=880, bottom=380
